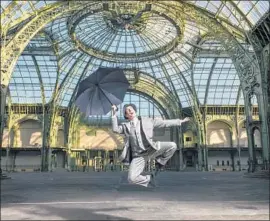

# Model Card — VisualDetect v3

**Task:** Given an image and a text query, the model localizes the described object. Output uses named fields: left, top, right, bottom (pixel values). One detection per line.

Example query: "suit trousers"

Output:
left=127, top=141, right=177, bottom=187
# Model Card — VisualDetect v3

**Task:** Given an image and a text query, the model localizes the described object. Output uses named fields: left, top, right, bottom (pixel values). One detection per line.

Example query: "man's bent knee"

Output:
left=128, top=175, right=138, bottom=184
left=171, top=142, right=177, bottom=150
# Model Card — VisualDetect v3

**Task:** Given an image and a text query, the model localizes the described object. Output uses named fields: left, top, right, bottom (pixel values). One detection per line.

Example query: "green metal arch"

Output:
left=127, top=89, right=171, bottom=119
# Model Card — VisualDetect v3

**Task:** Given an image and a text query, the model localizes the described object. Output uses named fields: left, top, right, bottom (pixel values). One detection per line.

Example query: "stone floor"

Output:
left=1, top=171, right=269, bottom=220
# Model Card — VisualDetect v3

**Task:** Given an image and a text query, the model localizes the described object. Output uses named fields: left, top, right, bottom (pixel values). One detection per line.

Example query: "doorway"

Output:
left=184, top=150, right=197, bottom=169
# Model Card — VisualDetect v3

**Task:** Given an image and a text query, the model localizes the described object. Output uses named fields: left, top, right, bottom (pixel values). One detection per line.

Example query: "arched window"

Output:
left=253, top=128, right=261, bottom=148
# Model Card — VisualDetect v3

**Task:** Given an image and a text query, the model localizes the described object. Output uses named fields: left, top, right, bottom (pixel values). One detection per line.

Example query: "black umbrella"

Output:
left=75, top=68, right=130, bottom=116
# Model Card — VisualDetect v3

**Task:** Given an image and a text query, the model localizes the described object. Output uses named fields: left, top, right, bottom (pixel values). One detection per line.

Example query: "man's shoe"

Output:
left=155, top=161, right=165, bottom=176
left=148, top=173, right=157, bottom=188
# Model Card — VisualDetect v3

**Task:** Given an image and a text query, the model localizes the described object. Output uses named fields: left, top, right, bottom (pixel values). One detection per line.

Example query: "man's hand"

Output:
left=111, top=105, right=118, bottom=116
left=181, top=117, right=190, bottom=123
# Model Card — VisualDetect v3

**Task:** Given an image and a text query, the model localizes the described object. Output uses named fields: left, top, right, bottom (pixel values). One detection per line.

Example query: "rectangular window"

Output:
left=222, top=160, right=225, bottom=166
left=217, top=160, right=219, bottom=166
left=237, top=160, right=240, bottom=166
left=185, top=137, right=192, bottom=142
left=227, top=160, right=230, bottom=166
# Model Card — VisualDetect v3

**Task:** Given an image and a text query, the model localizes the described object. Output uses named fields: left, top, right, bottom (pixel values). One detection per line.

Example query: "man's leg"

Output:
left=128, top=156, right=151, bottom=187
left=152, top=142, right=177, bottom=173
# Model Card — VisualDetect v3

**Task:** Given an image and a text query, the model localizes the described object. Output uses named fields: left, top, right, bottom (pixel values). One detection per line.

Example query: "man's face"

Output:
left=125, top=106, right=136, bottom=120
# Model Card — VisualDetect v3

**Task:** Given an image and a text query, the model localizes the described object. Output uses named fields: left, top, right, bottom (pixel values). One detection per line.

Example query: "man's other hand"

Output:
left=181, top=117, right=190, bottom=123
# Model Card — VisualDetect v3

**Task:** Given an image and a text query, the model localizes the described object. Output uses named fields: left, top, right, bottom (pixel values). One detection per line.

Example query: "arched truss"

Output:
left=0, top=0, right=264, bottom=104
left=125, top=70, right=180, bottom=118
left=122, top=90, right=171, bottom=120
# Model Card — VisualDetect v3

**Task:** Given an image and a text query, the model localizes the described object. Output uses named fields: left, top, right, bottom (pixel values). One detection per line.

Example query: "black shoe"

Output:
left=148, top=173, right=157, bottom=188
left=155, top=161, right=164, bottom=176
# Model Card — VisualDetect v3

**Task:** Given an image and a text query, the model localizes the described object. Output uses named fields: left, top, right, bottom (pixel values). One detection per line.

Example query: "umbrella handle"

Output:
left=111, top=104, right=119, bottom=112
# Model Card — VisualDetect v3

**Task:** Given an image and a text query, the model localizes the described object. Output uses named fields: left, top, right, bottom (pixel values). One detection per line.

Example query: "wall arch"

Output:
left=207, top=121, right=232, bottom=147
left=17, top=119, right=42, bottom=147
left=12, top=116, right=42, bottom=129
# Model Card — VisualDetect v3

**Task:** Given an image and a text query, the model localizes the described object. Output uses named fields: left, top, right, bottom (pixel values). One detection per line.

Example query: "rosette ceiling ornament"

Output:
left=68, top=1, right=184, bottom=62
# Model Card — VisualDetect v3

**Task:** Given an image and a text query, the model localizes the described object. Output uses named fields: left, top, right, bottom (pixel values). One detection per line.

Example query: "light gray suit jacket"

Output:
left=111, top=116, right=182, bottom=163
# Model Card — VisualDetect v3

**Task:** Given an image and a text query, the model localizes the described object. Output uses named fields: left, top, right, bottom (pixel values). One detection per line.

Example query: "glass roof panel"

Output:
left=206, top=58, right=239, bottom=105
left=9, top=33, right=59, bottom=104
left=188, top=0, right=269, bottom=29
left=193, top=53, right=240, bottom=106
left=234, top=0, right=269, bottom=25
left=193, top=58, right=215, bottom=104
left=170, top=74, right=191, bottom=108
left=205, top=1, right=221, bottom=14
left=34, top=55, right=58, bottom=103
left=58, top=50, right=82, bottom=84
left=58, top=54, right=91, bottom=107
left=9, top=55, right=43, bottom=104
left=48, top=16, right=75, bottom=56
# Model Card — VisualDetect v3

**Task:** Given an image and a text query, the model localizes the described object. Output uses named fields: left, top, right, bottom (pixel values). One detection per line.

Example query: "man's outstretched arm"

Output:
left=111, top=105, right=124, bottom=134
left=153, top=117, right=190, bottom=128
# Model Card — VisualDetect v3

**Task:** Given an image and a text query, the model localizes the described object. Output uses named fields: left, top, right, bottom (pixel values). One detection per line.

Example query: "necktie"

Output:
left=130, top=121, right=135, bottom=134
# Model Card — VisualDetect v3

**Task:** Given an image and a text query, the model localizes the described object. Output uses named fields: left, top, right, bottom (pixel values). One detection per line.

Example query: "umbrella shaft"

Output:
left=100, top=88, right=119, bottom=111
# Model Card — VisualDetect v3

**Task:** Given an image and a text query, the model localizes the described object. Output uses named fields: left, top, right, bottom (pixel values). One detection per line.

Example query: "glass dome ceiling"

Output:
left=3, top=1, right=268, bottom=111
left=72, top=11, right=180, bottom=61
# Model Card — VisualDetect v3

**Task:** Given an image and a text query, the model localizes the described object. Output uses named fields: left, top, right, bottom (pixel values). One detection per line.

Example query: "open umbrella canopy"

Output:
left=75, top=68, right=130, bottom=116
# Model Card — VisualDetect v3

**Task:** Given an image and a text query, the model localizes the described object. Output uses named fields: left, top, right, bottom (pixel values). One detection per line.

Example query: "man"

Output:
left=111, top=104, right=190, bottom=187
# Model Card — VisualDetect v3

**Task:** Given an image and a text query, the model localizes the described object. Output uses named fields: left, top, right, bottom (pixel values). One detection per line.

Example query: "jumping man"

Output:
left=111, top=104, right=190, bottom=187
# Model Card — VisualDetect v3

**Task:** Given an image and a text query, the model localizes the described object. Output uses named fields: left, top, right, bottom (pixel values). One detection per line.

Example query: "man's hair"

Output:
left=123, top=103, right=137, bottom=119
